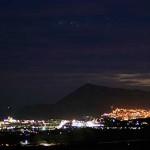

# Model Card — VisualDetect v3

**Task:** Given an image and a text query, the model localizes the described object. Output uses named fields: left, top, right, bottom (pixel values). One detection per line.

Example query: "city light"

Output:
left=102, top=108, right=150, bottom=120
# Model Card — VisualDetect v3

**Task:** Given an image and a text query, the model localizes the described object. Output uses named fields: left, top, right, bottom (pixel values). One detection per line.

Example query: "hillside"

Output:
left=15, top=83, right=150, bottom=119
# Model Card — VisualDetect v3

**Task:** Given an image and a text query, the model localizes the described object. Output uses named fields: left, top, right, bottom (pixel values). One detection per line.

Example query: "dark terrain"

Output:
left=15, top=83, right=150, bottom=119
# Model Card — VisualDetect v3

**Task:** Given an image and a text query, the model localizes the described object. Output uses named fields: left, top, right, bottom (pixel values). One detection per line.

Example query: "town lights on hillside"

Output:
left=102, top=108, right=150, bottom=120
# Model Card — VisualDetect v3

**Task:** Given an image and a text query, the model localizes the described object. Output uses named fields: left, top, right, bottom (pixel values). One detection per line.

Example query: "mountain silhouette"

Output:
left=15, top=83, right=150, bottom=119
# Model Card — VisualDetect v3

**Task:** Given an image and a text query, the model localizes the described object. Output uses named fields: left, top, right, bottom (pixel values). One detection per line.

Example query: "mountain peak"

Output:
left=79, top=83, right=113, bottom=91
left=16, top=84, right=150, bottom=119
left=79, top=83, right=96, bottom=88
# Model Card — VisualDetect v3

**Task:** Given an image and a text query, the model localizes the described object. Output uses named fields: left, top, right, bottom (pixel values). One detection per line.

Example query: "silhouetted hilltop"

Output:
left=15, top=83, right=150, bottom=119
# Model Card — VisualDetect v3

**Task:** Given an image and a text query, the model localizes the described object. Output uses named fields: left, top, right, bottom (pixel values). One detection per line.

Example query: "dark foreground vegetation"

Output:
left=0, top=140, right=149, bottom=150
left=0, top=127, right=150, bottom=149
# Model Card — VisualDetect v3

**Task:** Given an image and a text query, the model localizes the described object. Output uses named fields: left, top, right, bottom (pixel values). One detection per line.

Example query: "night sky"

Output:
left=0, top=0, right=150, bottom=110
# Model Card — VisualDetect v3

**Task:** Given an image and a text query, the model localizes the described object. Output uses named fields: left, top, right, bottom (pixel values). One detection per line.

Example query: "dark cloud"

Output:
left=115, top=74, right=150, bottom=87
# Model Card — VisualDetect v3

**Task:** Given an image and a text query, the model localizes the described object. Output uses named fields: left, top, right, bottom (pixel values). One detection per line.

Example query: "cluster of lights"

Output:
left=58, top=119, right=104, bottom=129
left=1, top=113, right=150, bottom=147
left=0, top=117, right=61, bottom=131
left=102, top=108, right=150, bottom=120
